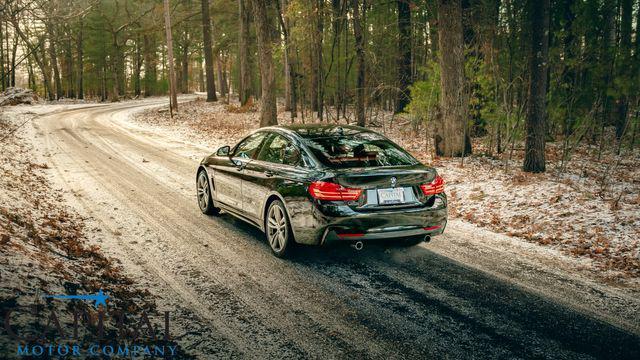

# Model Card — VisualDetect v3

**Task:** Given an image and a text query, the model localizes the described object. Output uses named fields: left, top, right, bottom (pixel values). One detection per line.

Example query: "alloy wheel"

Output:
left=267, top=203, right=288, bottom=253
left=197, top=172, right=210, bottom=211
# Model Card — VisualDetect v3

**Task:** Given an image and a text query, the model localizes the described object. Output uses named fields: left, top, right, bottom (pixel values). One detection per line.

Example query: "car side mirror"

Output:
left=216, top=145, right=230, bottom=157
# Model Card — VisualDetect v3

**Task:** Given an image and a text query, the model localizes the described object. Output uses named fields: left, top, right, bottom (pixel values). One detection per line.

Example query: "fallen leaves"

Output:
left=1, top=110, right=156, bottom=329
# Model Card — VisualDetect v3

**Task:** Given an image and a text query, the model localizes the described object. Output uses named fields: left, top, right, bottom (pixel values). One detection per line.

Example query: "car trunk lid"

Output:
left=329, top=165, right=437, bottom=209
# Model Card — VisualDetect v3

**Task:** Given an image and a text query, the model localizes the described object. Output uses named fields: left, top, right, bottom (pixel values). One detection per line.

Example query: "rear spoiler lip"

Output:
left=329, top=163, right=433, bottom=174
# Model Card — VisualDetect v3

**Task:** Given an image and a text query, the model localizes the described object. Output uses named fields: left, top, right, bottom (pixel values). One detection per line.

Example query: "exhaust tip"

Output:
left=351, top=241, right=364, bottom=251
left=423, top=235, right=431, bottom=243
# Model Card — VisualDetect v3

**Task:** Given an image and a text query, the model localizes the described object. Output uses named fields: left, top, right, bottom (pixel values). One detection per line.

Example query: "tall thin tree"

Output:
left=239, top=0, right=252, bottom=106
left=251, top=0, right=277, bottom=126
left=436, top=0, right=468, bottom=157
left=396, top=0, right=412, bottom=113
left=201, top=0, right=218, bottom=101
left=351, top=0, right=366, bottom=127
left=163, top=0, right=178, bottom=112
left=523, top=0, right=550, bottom=172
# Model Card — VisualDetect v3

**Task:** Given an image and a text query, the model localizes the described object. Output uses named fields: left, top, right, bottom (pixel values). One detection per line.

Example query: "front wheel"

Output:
left=265, top=200, right=294, bottom=258
left=197, top=171, right=220, bottom=215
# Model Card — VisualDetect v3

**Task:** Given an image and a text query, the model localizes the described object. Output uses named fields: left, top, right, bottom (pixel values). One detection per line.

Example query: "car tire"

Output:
left=197, top=170, right=220, bottom=215
left=265, top=200, right=294, bottom=258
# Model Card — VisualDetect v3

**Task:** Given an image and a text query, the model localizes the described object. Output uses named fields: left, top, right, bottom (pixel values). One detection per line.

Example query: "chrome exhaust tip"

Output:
left=351, top=241, right=364, bottom=251
left=423, top=235, right=431, bottom=243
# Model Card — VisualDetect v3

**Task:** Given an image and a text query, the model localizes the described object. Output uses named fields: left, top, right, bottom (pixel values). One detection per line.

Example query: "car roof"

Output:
left=262, top=124, right=371, bottom=139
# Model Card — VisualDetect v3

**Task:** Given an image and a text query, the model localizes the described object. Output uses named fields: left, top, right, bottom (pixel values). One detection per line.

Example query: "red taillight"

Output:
left=423, top=225, right=442, bottom=231
left=308, top=181, right=363, bottom=201
left=337, top=233, right=365, bottom=238
left=420, top=175, right=445, bottom=196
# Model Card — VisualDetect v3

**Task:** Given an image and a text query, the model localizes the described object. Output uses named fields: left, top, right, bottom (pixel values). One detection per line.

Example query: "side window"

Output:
left=233, top=132, right=267, bottom=159
left=258, top=134, right=301, bottom=166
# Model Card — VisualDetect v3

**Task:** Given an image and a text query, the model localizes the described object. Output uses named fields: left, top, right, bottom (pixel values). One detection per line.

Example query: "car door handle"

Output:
left=264, top=170, right=274, bottom=177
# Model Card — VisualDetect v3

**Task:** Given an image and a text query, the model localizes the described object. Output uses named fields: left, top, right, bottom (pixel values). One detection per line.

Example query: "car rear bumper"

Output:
left=288, top=194, right=447, bottom=245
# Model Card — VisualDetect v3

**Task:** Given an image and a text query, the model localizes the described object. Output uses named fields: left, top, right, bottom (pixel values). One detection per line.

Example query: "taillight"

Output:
left=420, top=175, right=445, bottom=196
left=308, top=181, right=363, bottom=201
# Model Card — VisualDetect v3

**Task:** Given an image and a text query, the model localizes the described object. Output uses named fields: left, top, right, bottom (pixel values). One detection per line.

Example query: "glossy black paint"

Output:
left=197, top=125, right=447, bottom=246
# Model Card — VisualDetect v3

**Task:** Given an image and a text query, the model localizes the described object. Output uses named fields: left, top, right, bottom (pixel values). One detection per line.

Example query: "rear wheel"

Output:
left=197, top=171, right=220, bottom=215
left=265, top=200, right=293, bottom=258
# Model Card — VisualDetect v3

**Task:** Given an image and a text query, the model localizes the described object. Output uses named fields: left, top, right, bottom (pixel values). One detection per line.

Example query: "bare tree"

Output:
left=238, top=0, right=252, bottom=106
left=436, top=0, right=469, bottom=157
left=276, top=0, right=296, bottom=118
left=395, top=0, right=412, bottom=113
left=351, top=0, right=365, bottom=127
left=201, top=0, right=217, bottom=101
left=251, top=0, right=277, bottom=126
left=523, top=0, right=549, bottom=172
left=163, top=0, right=178, bottom=112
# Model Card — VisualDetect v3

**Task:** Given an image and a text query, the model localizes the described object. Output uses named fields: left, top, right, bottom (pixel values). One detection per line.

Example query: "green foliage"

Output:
left=405, top=60, right=441, bottom=123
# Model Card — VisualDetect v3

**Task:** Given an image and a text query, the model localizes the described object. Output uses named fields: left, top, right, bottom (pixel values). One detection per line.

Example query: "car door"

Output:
left=213, top=132, right=267, bottom=210
left=241, top=133, right=277, bottom=220
left=243, top=133, right=306, bottom=220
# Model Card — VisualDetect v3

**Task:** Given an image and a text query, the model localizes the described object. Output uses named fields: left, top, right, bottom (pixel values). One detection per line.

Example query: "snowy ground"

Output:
left=135, top=97, right=640, bottom=283
left=0, top=107, right=166, bottom=357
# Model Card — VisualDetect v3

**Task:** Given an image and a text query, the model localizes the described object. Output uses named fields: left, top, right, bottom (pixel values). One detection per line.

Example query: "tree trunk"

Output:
left=40, top=42, right=54, bottom=101
left=599, top=2, right=616, bottom=135
left=47, top=26, right=63, bottom=99
left=201, top=0, right=218, bottom=101
left=561, top=0, right=576, bottom=136
left=134, top=33, right=142, bottom=97
left=636, top=0, right=640, bottom=67
left=523, top=0, right=549, bottom=173
left=163, top=0, right=179, bottom=112
left=222, top=54, right=229, bottom=96
left=283, top=48, right=291, bottom=111
left=395, top=0, right=412, bottom=113
left=276, top=0, right=297, bottom=118
left=615, top=0, right=633, bottom=141
left=77, top=18, right=84, bottom=99
left=143, top=34, right=157, bottom=97
left=351, top=0, right=366, bottom=127
left=180, top=35, right=190, bottom=93
left=0, top=19, right=4, bottom=91
left=426, top=0, right=438, bottom=59
left=198, top=58, right=205, bottom=92
left=217, top=53, right=227, bottom=96
left=239, top=0, right=252, bottom=105
left=436, top=0, right=468, bottom=157
left=10, top=32, right=17, bottom=87
left=314, top=0, right=324, bottom=120
left=251, top=0, right=277, bottom=126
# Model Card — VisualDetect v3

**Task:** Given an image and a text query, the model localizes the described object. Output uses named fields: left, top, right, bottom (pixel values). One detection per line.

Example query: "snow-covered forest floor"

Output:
left=0, top=109, right=167, bottom=355
left=135, top=98, right=640, bottom=283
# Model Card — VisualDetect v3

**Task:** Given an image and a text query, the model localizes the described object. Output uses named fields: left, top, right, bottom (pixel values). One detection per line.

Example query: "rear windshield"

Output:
left=301, top=131, right=418, bottom=169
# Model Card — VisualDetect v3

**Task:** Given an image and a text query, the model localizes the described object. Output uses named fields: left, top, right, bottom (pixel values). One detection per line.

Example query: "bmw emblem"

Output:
left=390, top=177, right=397, bottom=188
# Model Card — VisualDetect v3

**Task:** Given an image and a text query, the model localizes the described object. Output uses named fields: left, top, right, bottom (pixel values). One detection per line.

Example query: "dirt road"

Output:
left=22, top=99, right=640, bottom=358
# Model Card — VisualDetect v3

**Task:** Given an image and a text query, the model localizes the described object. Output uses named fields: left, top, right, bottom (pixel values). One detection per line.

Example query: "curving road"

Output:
left=30, top=99, right=640, bottom=359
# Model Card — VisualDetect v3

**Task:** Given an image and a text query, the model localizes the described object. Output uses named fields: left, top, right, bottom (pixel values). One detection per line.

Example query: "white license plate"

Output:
left=377, top=188, right=405, bottom=205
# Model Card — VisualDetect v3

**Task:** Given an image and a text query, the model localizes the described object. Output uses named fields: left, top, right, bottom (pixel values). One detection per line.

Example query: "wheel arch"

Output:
left=197, top=165, right=215, bottom=193
left=262, top=192, right=298, bottom=243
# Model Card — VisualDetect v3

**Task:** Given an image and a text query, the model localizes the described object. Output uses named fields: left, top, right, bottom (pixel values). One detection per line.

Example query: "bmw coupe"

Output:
left=196, top=125, right=447, bottom=257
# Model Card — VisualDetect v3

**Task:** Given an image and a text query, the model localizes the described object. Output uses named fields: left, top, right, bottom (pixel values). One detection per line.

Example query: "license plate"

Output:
left=377, top=188, right=405, bottom=205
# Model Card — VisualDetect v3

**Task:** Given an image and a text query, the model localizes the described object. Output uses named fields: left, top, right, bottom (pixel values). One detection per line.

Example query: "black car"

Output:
left=196, top=124, right=447, bottom=257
